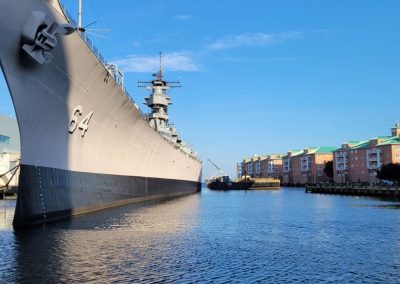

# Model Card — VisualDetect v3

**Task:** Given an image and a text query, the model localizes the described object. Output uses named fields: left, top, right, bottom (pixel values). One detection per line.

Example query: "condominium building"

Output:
left=240, top=154, right=283, bottom=179
left=265, top=154, right=284, bottom=180
left=256, top=156, right=268, bottom=178
left=239, top=124, right=400, bottom=185
left=336, top=124, right=400, bottom=183
left=282, top=150, right=302, bottom=184
left=242, top=155, right=268, bottom=178
left=241, top=157, right=254, bottom=178
left=333, top=141, right=367, bottom=183
left=292, top=147, right=337, bottom=185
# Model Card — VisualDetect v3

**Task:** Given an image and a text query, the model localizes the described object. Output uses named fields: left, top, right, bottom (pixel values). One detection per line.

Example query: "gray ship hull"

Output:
left=14, top=164, right=201, bottom=226
left=0, top=0, right=202, bottom=227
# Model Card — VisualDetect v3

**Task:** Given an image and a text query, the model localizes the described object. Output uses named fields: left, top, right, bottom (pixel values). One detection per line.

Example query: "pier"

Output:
left=0, top=187, right=17, bottom=199
left=305, top=183, right=400, bottom=198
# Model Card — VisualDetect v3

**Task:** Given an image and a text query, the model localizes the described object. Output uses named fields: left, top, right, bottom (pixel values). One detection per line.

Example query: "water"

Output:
left=1, top=188, right=400, bottom=283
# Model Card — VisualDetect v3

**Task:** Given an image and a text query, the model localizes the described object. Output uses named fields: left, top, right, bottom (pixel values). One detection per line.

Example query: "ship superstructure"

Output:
left=0, top=0, right=202, bottom=227
left=139, top=53, right=196, bottom=158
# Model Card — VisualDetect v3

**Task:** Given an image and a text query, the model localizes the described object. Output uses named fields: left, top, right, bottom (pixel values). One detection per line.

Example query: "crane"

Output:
left=207, top=159, right=226, bottom=177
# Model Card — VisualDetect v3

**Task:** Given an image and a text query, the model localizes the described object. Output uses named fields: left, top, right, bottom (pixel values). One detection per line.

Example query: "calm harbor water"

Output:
left=1, top=187, right=400, bottom=283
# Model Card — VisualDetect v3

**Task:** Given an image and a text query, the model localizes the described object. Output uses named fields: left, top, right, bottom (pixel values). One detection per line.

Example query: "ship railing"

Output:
left=61, top=5, right=108, bottom=67
left=60, top=4, right=143, bottom=116
left=157, top=130, right=198, bottom=161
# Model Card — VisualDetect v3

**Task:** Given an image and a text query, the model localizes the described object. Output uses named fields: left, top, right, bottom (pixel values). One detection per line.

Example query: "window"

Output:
left=0, top=135, right=10, bottom=145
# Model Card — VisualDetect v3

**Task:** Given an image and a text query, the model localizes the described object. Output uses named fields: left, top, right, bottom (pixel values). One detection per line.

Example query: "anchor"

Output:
left=21, top=11, right=76, bottom=64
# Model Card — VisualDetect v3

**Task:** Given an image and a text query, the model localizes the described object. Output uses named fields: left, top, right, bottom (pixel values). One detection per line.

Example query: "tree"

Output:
left=324, top=161, right=334, bottom=180
left=377, top=163, right=400, bottom=183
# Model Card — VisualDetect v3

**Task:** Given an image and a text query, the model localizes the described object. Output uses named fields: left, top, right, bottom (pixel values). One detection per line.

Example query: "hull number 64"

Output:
left=68, top=105, right=94, bottom=137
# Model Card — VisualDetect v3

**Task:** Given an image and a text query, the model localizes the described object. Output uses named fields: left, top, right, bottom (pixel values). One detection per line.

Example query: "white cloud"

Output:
left=174, top=15, right=192, bottom=21
left=112, top=53, right=199, bottom=73
left=220, top=57, right=300, bottom=63
left=313, top=28, right=337, bottom=37
left=207, top=31, right=303, bottom=50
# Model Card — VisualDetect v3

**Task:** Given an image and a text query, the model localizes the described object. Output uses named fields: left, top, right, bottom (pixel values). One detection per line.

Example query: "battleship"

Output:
left=0, top=0, right=202, bottom=226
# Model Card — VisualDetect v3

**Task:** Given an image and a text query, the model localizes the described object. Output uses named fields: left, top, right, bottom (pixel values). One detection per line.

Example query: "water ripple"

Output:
left=1, top=189, right=400, bottom=283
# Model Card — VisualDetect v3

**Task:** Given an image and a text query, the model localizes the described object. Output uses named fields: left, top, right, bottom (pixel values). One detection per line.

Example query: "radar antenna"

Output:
left=138, top=52, right=182, bottom=89
left=77, top=0, right=111, bottom=38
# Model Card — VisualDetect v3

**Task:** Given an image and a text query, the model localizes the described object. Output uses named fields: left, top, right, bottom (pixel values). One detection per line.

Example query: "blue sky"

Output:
left=1, top=0, right=399, bottom=177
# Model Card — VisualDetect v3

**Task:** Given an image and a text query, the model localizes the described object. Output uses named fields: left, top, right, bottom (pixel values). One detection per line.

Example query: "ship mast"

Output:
left=78, top=0, right=82, bottom=31
left=158, top=51, right=163, bottom=79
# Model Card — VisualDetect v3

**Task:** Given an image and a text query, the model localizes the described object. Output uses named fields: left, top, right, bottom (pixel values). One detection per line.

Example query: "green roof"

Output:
left=296, top=146, right=337, bottom=156
left=351, top=141, right=371, bottom=149
left=334, top=140, right=369, bottom=151
left=314, top=146, right=339, bottom=154
left=377, top=137, right=400, bottom=146
left=282, top=149, right=302, bottom=158
left=347, top=140, right=363, bottom=144
left=350, top=136, right=400, bottom=149
left=268, top=153, right=284, bottom=159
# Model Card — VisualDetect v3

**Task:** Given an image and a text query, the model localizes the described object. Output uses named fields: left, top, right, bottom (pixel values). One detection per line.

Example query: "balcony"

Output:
left=336, top=164, right=348, bottom=171
left=367, top=155, right=378, bottom=162
left=336, top=152, right=346, bottom=159
left=367, top=161, right=381, bottom=170
left=284, top=167, right=291, bottom=173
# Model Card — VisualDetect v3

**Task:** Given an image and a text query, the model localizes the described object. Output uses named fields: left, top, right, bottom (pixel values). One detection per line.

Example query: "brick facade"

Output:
left=333, top=124, right=400, bottom=183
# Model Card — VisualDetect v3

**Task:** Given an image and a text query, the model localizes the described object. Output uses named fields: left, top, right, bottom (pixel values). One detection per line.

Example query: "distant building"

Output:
left=292, top=147, right=337, bottom=185
left=239, top=123, right=400, bottom=186
left=241, top=155, right=267, bottom=178
left=246, top=155, right=267, bottom=178
left=0, top=115, right=19, bottom=153
left=239, top=154, right=283, bottom=180
left=282, top=150, right=302, bottom=185
left=241, top=157, right=253, bottom=178
left=334, top=124, right=400, bottom=183
left=333, top=141, right=367, bottom=184
left=0, top=114, right=20, bottom=188
left=264, top=154, right=284, bottom=180
left=236, top=162, right=243, bottom=178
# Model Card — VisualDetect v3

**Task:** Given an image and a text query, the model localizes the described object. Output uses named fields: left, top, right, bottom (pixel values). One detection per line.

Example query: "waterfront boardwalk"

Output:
left=306, top=183, right=400, bottom=198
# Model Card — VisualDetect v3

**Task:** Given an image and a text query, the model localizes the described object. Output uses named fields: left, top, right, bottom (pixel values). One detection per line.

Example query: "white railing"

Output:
left=61, top=5, right=127, bottom=97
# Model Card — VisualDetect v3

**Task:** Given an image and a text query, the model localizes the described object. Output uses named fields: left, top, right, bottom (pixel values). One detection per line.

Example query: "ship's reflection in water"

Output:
left=2, top=195, right=201, bottom=283
left=1, top=188, right=400, bottom=283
